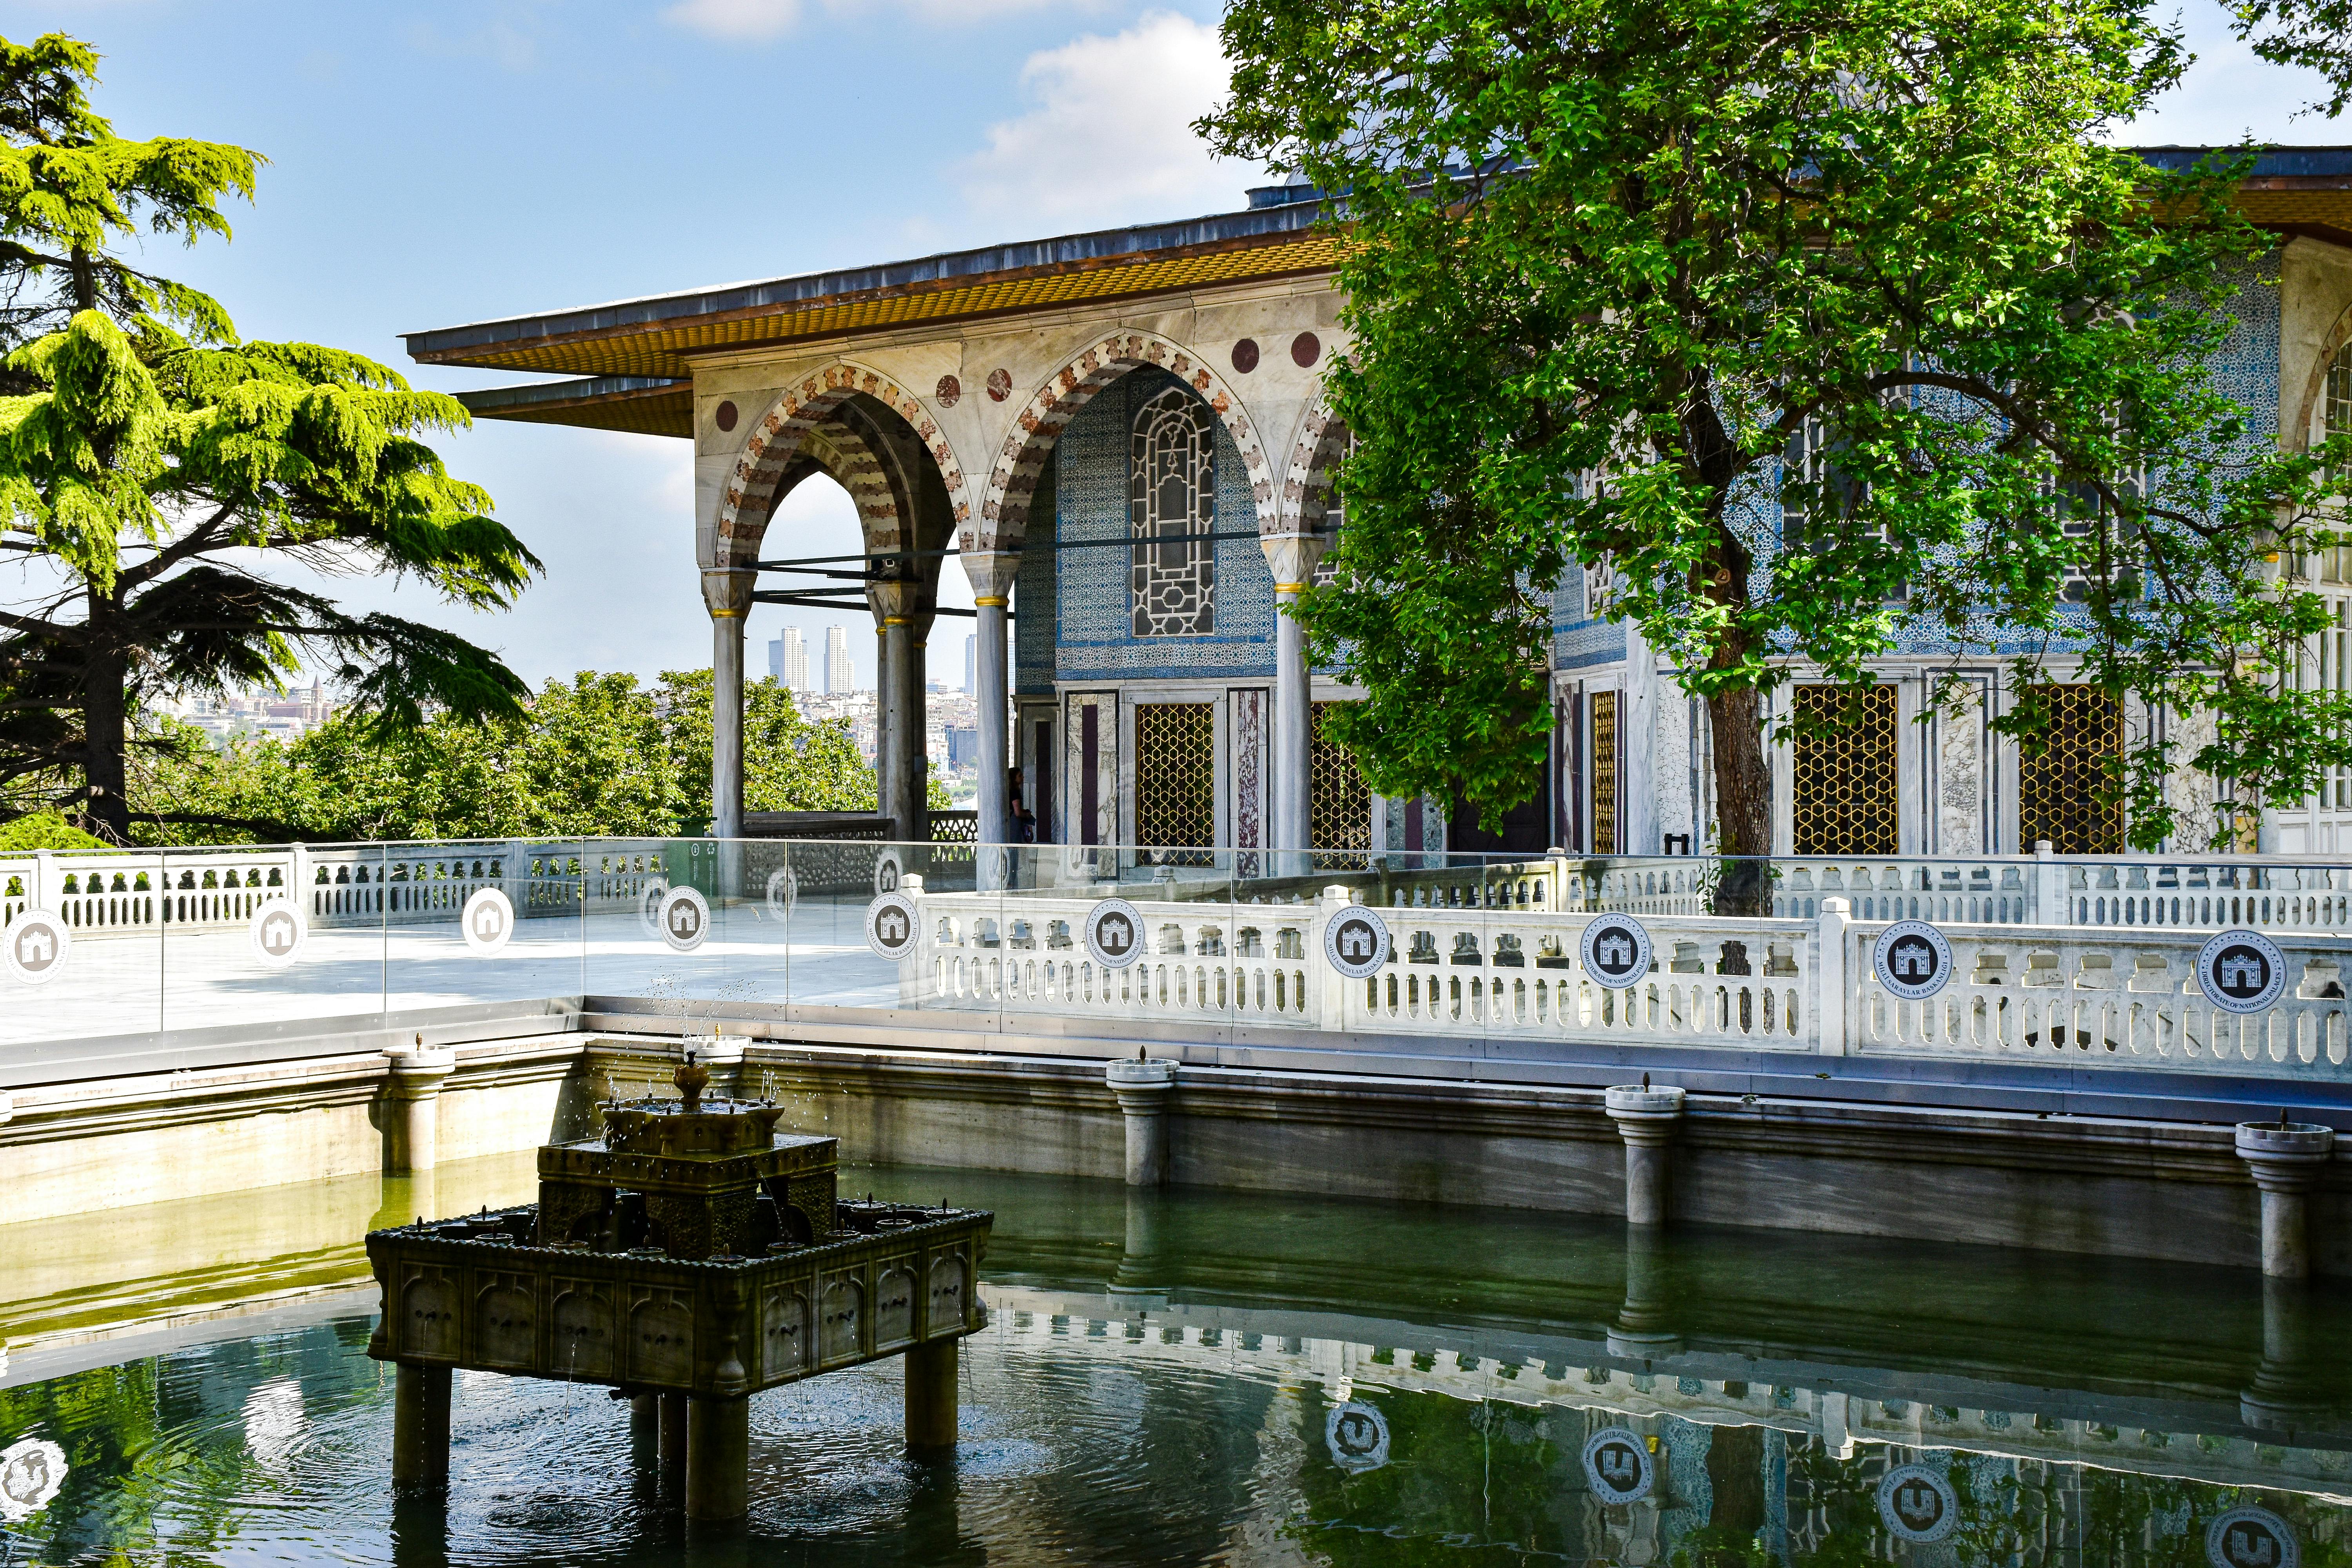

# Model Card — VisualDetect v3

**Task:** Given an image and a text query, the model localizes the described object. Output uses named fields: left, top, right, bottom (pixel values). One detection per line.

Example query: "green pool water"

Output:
left=1, top=1164, right=2348, bottom=1565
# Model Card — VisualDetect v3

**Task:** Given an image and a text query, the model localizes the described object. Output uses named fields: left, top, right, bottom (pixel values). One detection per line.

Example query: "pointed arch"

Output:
left=975, top=330, right=1277, bottom=551
left=713, top=361, right=971, bottom=570
left=1279, top=400, right=1352, bottom=535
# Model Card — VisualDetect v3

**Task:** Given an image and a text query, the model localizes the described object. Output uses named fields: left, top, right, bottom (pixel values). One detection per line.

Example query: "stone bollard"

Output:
left=1604, top=1083, right=1687, bottom=1227
left=2235, top=1121, right=2336, bottom=1279
left=383, top=1044, right=457, bottom=1175
left=1107, top=1057, right=1178, bottom=1187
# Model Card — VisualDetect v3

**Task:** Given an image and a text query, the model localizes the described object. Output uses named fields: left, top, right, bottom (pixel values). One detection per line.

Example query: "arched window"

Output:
left=1131, top=383, right=1216, bottom=636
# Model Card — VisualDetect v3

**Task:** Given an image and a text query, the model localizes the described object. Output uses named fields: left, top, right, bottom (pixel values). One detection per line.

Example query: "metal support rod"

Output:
left=904, top=1339, right=960, bottom=1452
left=390, top=1363, right=451, bottom=1490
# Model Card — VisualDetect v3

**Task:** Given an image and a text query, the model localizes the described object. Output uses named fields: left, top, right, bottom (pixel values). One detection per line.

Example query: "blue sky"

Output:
left=0, top=0, right=2332, bottom=693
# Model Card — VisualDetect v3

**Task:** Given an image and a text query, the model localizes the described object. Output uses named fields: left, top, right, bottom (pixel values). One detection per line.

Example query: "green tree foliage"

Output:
left=122, top=670, right=880, bottom=844
left=2229, top=0, right=2352, bottom=118
left=0, top=32, right=539, bottom=842
left=1203, top=0, right=2352, bottom=887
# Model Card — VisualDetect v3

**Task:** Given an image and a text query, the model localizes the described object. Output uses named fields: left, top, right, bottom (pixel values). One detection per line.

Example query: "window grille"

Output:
left=1790, top=685, right=1899, bottom=855
left=1135, top=702, right=1216, bottom=860
left=2055, top=464, right=2144, bottom=604
left=1131, top=385, right=1216, bottom=636
left=2017, top=684, right=2123, bottom=853
left=1590, top=691, right=1619, bottom=855
left=1310, top=702, right=1371, bottom=862
left=1782, top=417, right=1901, bottom=600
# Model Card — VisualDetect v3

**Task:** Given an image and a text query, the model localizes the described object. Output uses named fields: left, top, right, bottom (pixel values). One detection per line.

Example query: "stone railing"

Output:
left=906, top=884, right=1818, bottom=1051
left=1841, top=908, right=2352, bottom=1078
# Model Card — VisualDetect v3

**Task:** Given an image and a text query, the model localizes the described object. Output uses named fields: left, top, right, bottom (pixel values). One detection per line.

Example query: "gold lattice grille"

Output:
left=1311, top=702, right=1372, bottom=858
left=1591, top=691, right=1619, bottom=855
left=1135, top=702, right=1216, bottom=857
left=1791, top=685, right=1899, bottom=855
left=2018, top=684, right=2123, bottom=853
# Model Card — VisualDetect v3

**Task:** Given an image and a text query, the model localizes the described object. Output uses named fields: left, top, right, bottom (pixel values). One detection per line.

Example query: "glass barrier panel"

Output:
left=992, top=843, right=1235, bottom=1041
left=1, top=841, right=165, bottom=1047
left=153, top=843, right=374, bottom=1038
left=375, top=838, right=587, bottom=1019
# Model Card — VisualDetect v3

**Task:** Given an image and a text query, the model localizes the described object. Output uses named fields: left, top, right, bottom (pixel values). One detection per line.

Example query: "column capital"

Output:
left=2236, top=1122, right=2335, bottom=1192
left=700, top=567, right=757, bottom=619
left=1258, top=531, right=1328, bottom=593
left=385, top=1046, right=457, bottom=1101
left=1604, top=1083, right=1687, bottom=1147
left=958, top=549, right=1022, bottom=603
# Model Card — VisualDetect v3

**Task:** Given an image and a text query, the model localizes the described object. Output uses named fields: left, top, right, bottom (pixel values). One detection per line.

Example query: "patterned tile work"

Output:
left=1014, top=458, right=1059, bottom=695
left=1054, top=367, right=1277, bottom=682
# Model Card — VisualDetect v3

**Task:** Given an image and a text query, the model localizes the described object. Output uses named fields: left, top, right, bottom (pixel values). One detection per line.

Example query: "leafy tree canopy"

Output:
left=1203, top=0, right=2352, bottom=880
left=0, top=31, right=539, bottom=841
left=123, top=671, right=889, bottom=844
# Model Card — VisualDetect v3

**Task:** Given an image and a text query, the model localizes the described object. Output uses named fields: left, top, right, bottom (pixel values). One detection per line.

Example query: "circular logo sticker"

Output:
left=1324, top=908, right=1392, bottom=979
left=2200, top=929, right=2287, bottom=1015
left=1582, top=1426, right=1653, bottom=1503
left=766, top=866, right=798, bottom=917
left=1877, top=1464, right=1959, bottom=1543
left=2209, top=1506, right=2299, bottom=1568
left=865, top=891, right=920, bottom=961
left=1875, top=920, right=1953, bottom=1002
left=0, top=1435, right=67, bottom=1522
left=656, top=885, right=711, bottom=952
left=1579, top=916, right=1653, bottom=990
left=1085, top=898, right=1147, bottom=969
left=1325, top=1400, right=1391, bottom=1474
left=249, top=899, right=307, bottom=970
left=874, top=851, right=904, bottom=895
left=3, top=911, right=70, bottom=986
left=460, top=887, right=515, bottom=955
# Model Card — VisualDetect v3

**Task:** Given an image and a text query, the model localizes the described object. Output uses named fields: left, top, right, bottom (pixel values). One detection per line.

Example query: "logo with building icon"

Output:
left=1874, top=920, right=1953, bottom=1001
left=1579, top=917, right=1653, bottom=990
left=460, top=888, right=515, bottom=956
left=2198, top=929, right=2286, bottom=1016
left=1085, top=898, right=1147, bottom=969
left=1581, top=1426, right=1653, bottom=1502
left=4, top=912, right=69, bottom=985
left=865, top=891, right=919, bottom=960
left=1877, top=1465, right=1957, bottom=1543
left=1324, top=911, right=1391, bottom=979
left=658, top=886, right=711, bottom=953
left=249, top=900, right=306, bottom=969
left=2207, top=1506, right=2299, bottom=1568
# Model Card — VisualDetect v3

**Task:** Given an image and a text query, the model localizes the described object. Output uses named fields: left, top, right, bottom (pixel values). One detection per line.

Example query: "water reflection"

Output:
left=0, top=1165, right=2347, bottom=1564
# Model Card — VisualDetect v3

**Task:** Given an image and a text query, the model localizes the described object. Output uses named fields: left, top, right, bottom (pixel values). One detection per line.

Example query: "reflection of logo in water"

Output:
left=1877, top=1464, right=1958, bottom=1543
left=461, top=887, right=515, bottom=955
left=1874, top=920, right=1953, bottom=1001
left=657, top=886, right=710, bottom=952
left=2198, top=929, right=2286, bottom=1015
left=1324, top=911, right=1391, bottom=979
left=1085, top=899, right=1146, bottom=970
left=865, top=892, right=920, bottom=960
left=4, top=911, right=69, bottom=985
left=1581, top=1426, right=1654, bottom=1502
left=1579, top=918, right=1652, bottom=990
left=0, top=1436, right=67, bottom=1522
left=250, top=900, right=306, bottom=969
left=2208, top=1506, right=2299, bottom=1568
left=1324, top=1400, right=1390, bottom=1473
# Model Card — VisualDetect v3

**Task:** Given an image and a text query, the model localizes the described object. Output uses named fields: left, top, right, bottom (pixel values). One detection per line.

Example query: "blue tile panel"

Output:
left=1048, top=366, right=1278, bottom=683
left=1013, top=456, right=1059, bottom=697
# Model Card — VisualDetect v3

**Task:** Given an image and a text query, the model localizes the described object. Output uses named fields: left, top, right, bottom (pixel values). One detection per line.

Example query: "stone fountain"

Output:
left=365, top=1050, right=992, bottom=1521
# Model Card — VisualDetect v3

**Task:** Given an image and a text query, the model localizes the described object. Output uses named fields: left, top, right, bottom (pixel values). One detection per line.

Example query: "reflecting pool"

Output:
left=3, top=1165, right=2349, bottom=1565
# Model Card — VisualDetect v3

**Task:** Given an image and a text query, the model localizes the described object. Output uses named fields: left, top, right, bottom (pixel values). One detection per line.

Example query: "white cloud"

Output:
left=955, top=12, right=1255, bottom=227
left=662, top=0, right=1072, bottom=43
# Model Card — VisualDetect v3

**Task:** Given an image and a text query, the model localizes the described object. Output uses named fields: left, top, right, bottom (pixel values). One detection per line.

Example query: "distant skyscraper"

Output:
left=773, top=627, right=810, bottom=691
left=824, top=625, right=853, bottom=695
left=964, top=633, right=976, bottom=693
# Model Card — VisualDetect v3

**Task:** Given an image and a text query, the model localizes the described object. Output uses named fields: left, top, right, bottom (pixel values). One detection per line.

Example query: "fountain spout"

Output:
left=675, top=1050, right=710, bottom=1115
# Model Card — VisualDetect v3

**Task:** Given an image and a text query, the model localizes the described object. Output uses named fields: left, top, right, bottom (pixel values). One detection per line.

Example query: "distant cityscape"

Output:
left=775, top=630, right=988, bottom=806
left=161, top=679, right=337, bottom=746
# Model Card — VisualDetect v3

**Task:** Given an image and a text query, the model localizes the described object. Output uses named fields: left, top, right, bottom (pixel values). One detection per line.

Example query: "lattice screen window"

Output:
left=1131, top=385, right=1217, bottom=636
left=1310, top=702, right=1371, bottom=853
left=2056, top=465, right=2145, bottom=604
left=1135, top=702, right=1216, bottom=852
left=1790, top=685, right=1899, bottom=855
left=2315, top=343, right=2352, bottom=581
left=1590, top=691, right=1619, bottom=855
left=1782, top=418, right=1901, bottom=601
left=2017, top=684, right=2123, bottom=853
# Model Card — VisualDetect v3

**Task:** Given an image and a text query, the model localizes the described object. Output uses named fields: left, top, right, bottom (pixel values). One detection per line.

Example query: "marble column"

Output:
left=702, top=568, right=757, bottom=842
left=1604, top=1083, right=1686, bottom=1225
left=871, top=580, right=929, bottom=841
left=2235, top=1120, right=2336, bottom=1279
left=1260, top=534, right=1327, bottom=863
left=1107, top=1057, right=1178, bottom=1186
left=383, top=1045, right=456, bottom=1175
left=959, top=552, right=1020, bottom=859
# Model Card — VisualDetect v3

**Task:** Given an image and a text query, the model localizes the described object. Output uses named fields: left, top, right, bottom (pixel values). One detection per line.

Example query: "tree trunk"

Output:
left=81, top=589, right=130, bottom=844
left=1706, top=683, right=1771, bottom=916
